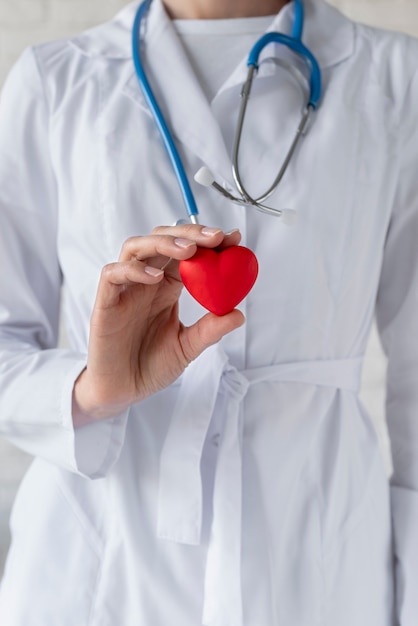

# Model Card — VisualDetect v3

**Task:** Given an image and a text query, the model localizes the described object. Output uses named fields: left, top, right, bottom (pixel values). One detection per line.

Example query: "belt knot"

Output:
left=221, top=366, right=250, bottom=401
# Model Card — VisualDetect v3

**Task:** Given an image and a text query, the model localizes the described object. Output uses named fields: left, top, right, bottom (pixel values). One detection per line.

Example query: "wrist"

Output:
left=72, top=369, right=130, bottom=427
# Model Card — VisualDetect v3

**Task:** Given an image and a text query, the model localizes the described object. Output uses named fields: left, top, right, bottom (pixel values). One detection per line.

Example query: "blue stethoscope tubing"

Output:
left=132, top=0, right=199, bottom=222
left=132, top=0, right=322, bottom=223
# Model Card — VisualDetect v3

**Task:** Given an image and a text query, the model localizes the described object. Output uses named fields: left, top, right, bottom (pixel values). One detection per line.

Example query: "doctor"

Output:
left=0, top=0, right=417, bottom=625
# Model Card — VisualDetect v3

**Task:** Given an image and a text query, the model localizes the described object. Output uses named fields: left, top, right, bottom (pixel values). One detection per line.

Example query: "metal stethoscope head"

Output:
left=132, top=0, right=322, bottom=226
left=194, top=61, right=313, bottom=226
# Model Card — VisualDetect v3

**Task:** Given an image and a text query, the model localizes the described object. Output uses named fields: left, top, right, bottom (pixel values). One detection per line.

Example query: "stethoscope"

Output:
left=132, top=0, right=322, bottom=225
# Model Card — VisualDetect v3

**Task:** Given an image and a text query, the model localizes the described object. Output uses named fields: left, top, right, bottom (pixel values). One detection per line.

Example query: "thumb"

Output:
left=179, top=310, right=245, bottom=363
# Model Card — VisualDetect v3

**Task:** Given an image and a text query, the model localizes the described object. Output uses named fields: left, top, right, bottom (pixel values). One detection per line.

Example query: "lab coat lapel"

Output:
left=121, top=0, right=233, bottom=185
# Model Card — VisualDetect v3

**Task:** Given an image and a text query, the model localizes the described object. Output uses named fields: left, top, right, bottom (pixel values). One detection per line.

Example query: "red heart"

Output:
left=179, top=245, right=258, bottom=316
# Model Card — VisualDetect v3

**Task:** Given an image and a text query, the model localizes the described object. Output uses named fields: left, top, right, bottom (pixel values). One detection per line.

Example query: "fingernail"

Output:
left=174, top=238, right=196, bottom=248
left=224, top=228, right=240, bottom=236
left=201, top=227, right=222, bottom=236
left=144, top=266, right=164, bottom=277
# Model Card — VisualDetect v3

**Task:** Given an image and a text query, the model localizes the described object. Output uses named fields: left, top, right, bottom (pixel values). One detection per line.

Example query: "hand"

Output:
left=72, top=224, right=245, bottom=426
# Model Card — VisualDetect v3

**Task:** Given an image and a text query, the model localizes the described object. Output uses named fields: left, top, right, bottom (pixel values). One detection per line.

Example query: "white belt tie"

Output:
left=157, top=345, right=363, bottom=626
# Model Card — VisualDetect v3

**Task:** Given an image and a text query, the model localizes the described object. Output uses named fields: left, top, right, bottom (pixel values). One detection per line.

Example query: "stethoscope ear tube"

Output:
left=232, top=22, right=322, bottom=208
left=292, top=0, right=304, bottom=40
left=132, top=0, right=199, bottom=223
left=246, top=32, right=321, bottom=109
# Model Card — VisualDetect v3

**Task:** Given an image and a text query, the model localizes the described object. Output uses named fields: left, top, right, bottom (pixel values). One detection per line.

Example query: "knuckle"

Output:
left=179, top=338, right=193, bottom=366
left=182, top=224, right=202, bottom=237
left=101, top=262, right=118, bottom=279
left=121, top=236, right=139, bottom=255
left=179, top=328, right=202, bottom=365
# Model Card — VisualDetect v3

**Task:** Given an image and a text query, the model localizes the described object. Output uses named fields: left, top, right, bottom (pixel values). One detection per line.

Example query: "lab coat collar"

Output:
left=70, top=0, right=355, bottom=70
left=120, top=0, right=234, bottom=184
left=71, top=0, right=355, bottom=187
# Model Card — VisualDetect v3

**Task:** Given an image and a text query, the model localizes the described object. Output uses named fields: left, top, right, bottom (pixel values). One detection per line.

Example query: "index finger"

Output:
left=153, top=224, right=242, bottom=248
left=152, top=224, right=224, bottom=245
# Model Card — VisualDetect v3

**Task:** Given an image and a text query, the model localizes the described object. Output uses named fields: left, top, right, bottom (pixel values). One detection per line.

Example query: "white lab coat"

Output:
left=0, top=0, right=417, bottom=624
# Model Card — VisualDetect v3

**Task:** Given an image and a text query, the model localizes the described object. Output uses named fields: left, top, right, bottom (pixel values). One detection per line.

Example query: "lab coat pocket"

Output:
left=321, top=455, right=394, bottom=626
left=3, top=461, right=104, bottom=626
left=315, top=397, right=395, bottom=626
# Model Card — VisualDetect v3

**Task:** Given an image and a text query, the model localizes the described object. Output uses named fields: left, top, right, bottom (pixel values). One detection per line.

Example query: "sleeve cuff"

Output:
left=0, top=351, right=129, bottom=479
left=61, top=359, right=129, bottom=479
left=70, top=414, right=129, bottom=478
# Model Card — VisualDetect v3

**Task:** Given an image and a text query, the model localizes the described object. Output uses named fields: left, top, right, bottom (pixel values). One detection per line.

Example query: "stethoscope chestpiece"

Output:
left=194, top=167, right=298, bottom=225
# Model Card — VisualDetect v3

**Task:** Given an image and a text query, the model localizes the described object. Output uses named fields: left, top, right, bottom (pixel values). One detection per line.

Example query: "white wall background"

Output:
left=0, top=0, right=417, bottom=576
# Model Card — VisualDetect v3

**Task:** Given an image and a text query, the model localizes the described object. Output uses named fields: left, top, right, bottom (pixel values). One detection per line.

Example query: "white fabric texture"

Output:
left=0, top=0, right=417, bottom=624
left=173, top=15, right=274, bottom=101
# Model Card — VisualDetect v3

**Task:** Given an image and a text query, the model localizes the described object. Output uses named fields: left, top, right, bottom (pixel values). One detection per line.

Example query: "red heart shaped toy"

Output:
left=179, top=245, right=258, bottom=316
